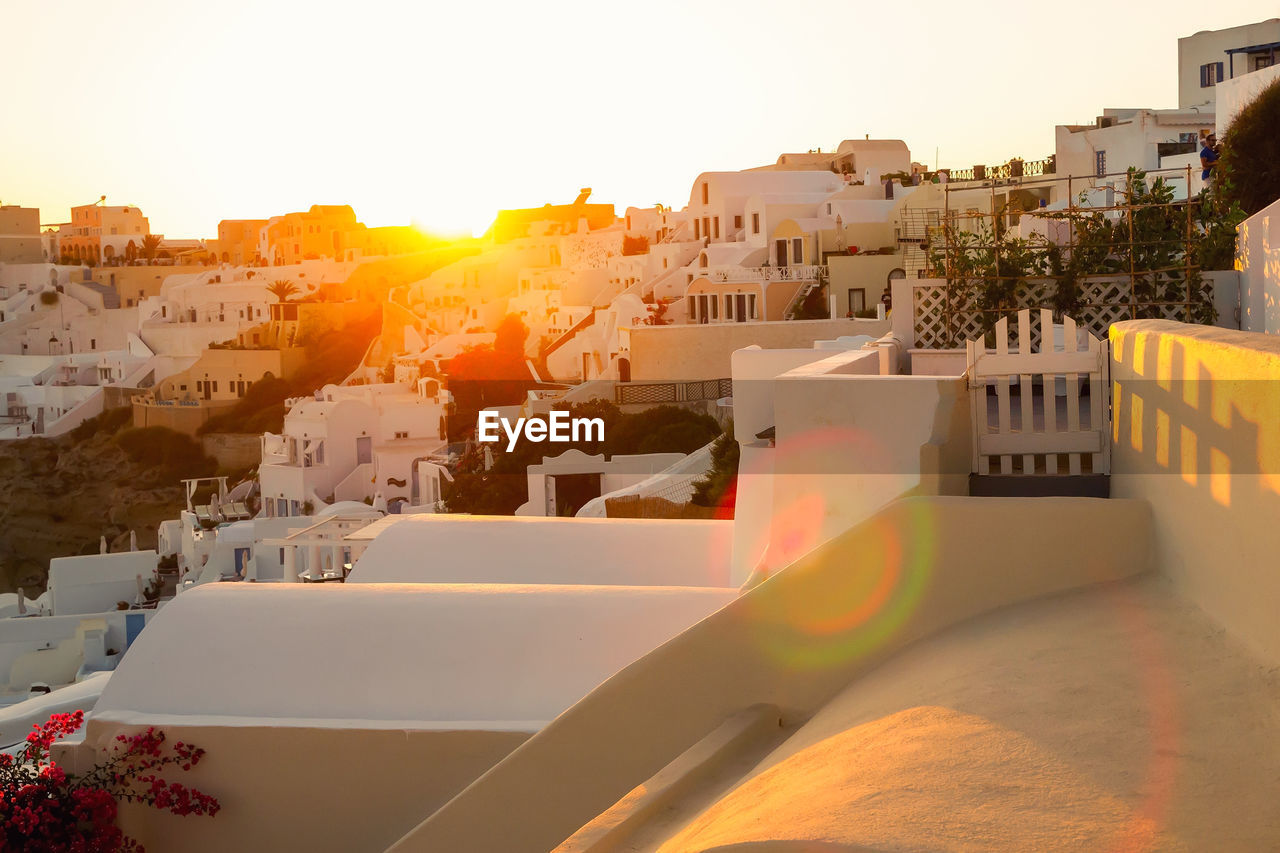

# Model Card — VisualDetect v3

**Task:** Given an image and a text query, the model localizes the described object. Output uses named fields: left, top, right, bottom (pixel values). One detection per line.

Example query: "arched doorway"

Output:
left=617, top=357, right=631, bottom=382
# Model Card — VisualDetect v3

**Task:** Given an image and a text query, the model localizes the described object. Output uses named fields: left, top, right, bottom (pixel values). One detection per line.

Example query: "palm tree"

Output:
left=139, top=234, right=162, bottom=263
left=267, top=280, right=299, bottom=302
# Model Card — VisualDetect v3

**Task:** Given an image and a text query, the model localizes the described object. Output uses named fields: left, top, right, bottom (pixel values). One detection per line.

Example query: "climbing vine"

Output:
left=929, top=168, right=1234, bottom=343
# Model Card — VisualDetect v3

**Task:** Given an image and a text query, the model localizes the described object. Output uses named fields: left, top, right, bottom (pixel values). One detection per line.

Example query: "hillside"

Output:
left=0, top=411, right=204, bottom=595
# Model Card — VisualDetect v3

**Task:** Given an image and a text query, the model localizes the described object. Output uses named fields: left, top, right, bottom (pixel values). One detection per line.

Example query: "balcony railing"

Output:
left=704, top=264, right=827, bottom=284
left=946, top=156, right=1056, bottom=183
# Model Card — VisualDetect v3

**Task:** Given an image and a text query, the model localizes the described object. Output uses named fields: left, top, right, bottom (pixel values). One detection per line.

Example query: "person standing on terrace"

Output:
left=1200, top=133, right=1220, bottom=182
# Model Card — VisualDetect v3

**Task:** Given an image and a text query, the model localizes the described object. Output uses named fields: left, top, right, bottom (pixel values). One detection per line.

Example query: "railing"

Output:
left=704, top=264, right=827, bottom=284
left=616, top=378, right=732, bottom=406
left=946, top=156, right=1056, bottom=183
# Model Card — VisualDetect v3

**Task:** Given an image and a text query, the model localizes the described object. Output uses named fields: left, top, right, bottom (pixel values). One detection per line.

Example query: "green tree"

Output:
left=267, top=279, right=299, bottom=302
left=139, top=234, right=162, bottom=263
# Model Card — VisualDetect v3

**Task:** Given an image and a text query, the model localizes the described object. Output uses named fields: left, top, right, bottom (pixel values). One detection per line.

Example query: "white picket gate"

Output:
left=965, top=309, right=1110, bottom=477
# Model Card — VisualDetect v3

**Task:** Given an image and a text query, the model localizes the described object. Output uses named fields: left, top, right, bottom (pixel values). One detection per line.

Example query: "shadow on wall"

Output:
left=1110, top=320, right=1280, bottom=663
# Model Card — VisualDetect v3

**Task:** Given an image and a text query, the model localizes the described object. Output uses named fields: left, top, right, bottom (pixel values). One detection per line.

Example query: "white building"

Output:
left=1178, top=18, right=1280, bottom=109
left=1054, top=108, right=1214, bottom=192
left=259, top=381, right=450, bottom=517
left=513, top=448, right=688, bottom=517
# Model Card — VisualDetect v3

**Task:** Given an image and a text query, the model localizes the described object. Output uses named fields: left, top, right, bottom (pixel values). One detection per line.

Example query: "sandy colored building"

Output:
left=151, top=346, right=306, bottom=404
left=57, top=203, right=150, bottom=265
left=88, top=265, right=207, bottom=308
left=261, top=205, right=363, bottom=266
left=207, top=219, right=268, bottom=266
left=0, top=205, right=44, bottom=263
left=488, top=189, right=616, bottom=244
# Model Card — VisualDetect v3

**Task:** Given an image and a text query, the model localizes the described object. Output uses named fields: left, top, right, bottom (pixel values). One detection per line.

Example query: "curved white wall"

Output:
left=92, top=582, right=736, bottom=730
left=349, top=515, right=733, bottom=588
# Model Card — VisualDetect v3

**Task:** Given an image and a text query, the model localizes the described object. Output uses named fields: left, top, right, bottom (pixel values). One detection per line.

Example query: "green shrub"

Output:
left=691, top=420, right=739, bottom=510
left=70, top=407, right=133, bottom=442
left=603, top=405, right=719, bottom=457
left=115, top=427, right=216, bottom=479
left=1219, top=78, right=1280, bottom=216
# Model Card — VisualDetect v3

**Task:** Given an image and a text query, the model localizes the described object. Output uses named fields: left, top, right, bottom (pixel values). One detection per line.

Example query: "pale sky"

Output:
left=1, top=0, right=1275, bottom=237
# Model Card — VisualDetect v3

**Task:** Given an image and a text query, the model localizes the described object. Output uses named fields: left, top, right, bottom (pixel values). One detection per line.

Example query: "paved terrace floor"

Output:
left=633, top=575, right=1280, bottom=851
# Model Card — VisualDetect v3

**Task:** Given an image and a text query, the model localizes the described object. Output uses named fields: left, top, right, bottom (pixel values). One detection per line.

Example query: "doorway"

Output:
left=546, top=473, right=602, bottom=517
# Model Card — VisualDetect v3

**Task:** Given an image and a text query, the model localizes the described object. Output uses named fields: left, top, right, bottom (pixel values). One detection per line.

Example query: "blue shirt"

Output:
left=1200, top=145, right=1219, bottom=181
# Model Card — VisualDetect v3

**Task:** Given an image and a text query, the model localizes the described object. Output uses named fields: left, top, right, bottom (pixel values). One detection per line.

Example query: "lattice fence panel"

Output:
left=913, top=277, right=1217, bottom=349
left=617, top=383, right=676, bottom=405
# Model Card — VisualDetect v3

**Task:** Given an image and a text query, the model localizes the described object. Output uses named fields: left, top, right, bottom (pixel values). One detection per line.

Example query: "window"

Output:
left=687, top=295, right=696, bottom=321
left=752, top=213, right=760, bottom=234
left=848, top=288, right=866, bottom=314
left=725, top=294, right=734, bottom=320
left=775, top=239, right=788, bottom=266
left=702, top=217, right=710, bottom=240
left=394, top=431, right=409, bottom=439
left=734, top=215, right=743, bottom=229
left=694, top=219, right=700, bottom=240
left=1254, top=54, right=1274, bottom=72
left=713, top=217, right=720, bottom=239
left=709, top=294, right=718, bottom=320
left=792, top=238, right=803, bottom=265
left=1095, top=150, right=1106, bottom=178
left=701, top=182, right=709, bottom=205
left=699, top=253, right=708, bottom=268
left=1200, top=62, right=1223, bottom=87
left=748, top=293, right=758, bottom=320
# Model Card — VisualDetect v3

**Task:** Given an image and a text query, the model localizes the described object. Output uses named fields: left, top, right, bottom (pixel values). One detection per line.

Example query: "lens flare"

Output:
left=1102, top=584, right=1180, bottom=853
left=748, top=499, right=935, bottom=671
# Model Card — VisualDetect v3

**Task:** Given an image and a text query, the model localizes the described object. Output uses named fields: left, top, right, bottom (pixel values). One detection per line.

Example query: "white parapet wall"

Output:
left=1237, top=196, right=1280, bottom=335
left=1110, top=320, right=1280, bottom=664
left=384, top=495, right=1154, bottom=853
left=729, top=344, right=971, bottom=585
left=627, top=317, right=890, bottom=381
left=71, top=581, right=737, bottom=853
left=348, top=514, right=733, bottom=587
left=1216, top=62, right=1280, bottom=136
left=48, top=551, right=158, bottom=615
